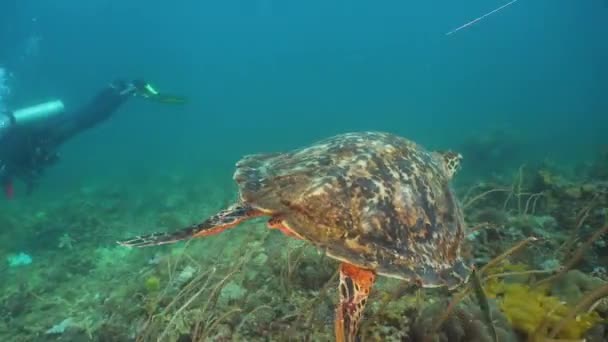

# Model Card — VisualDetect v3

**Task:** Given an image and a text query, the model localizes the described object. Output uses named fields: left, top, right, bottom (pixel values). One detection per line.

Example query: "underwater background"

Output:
left=1, top=0, right=608, bottom=341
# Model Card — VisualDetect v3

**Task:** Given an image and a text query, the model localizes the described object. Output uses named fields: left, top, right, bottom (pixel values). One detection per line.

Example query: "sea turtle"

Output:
left=118, top=131, right=470, bottom=341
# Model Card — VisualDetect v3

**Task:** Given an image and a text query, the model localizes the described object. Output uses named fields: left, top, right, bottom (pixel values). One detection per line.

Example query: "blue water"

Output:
left=1, top=0, right=607, bottom=195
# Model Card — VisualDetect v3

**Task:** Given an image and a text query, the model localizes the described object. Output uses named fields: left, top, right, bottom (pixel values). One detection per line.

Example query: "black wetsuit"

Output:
left=46, top=81, right=137, bottom=146
left=0, top=80, right=139, bottom=196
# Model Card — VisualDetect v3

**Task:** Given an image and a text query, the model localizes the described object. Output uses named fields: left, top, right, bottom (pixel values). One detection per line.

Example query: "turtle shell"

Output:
left=234, top=132, right=469, bottom=288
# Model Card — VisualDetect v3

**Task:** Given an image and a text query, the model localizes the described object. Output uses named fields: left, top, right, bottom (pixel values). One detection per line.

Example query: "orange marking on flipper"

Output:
left=267, top=217, right=304, bottom=240
left=340, top=263, right=376, bottom=291
left=191, top=206, right=265, bottom=238
left=191, top=222, right=240, bottom=238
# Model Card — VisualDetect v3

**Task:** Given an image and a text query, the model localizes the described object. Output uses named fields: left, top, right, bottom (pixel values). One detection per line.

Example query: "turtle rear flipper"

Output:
left=117, top=203, right=263, bottom=247
left=335, top=262, right=376, bottom=342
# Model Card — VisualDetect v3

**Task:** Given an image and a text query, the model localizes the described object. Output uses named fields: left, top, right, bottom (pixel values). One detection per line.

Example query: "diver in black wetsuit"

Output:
left=0, top=79, right=185, bottom=198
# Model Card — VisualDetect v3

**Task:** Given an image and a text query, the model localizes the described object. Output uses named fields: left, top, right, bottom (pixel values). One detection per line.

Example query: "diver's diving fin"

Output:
left=151, top=94, right=188, bottom=105
left=136, top=82, right=187, bottom=105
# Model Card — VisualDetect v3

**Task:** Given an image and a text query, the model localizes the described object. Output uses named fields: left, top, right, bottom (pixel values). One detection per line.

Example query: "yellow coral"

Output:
left=487, top=280, right=601, bottom=340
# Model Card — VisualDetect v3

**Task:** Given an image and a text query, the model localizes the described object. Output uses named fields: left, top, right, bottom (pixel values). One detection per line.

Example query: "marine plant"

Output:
left=483, top=264, right=602, bottom=341
left=144, top=276, right=161, bottom=293
left=429, top=235, right=607, bottom=342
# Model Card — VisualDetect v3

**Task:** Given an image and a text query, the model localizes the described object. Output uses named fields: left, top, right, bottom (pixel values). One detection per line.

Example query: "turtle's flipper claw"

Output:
left=117, top=203, right=264, bottom=248
left=117, top=232, right=183, bottom=247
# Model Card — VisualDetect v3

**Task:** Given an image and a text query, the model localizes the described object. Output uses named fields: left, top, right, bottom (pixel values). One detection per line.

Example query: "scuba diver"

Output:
left=0, top=79, right=186, bottom=198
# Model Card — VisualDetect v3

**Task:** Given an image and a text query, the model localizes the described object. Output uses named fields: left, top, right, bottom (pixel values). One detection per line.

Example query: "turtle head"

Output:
left=435, top=150, right=462, bottom=180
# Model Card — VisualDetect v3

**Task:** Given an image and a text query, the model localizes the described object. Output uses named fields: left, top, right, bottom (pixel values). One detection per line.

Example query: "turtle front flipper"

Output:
left=117, top=203, right=263, bottom=247
left=335, top=263, right=376, bottom=342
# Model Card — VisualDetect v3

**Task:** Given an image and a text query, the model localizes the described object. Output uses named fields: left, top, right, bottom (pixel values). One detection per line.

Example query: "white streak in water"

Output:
left=446, top=0, right=519, bottom=36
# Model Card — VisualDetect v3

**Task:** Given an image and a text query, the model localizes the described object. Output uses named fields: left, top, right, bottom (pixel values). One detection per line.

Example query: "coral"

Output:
left=493, top=282, right=600, bottom=339
left=483, top=268, right=603, bottom=340
left=6, top=252, right=32, bottom=267
left=551, top=270, right=607, bottom=306
left=218, top=280, right=247, bottom=305
left=58, top=233, right=75, bottom=250
left=46, top=317, right=74, bottom=334
left=174, top=265, right=196, bottom=288
left=409, top=298, right=517, bottom=342
left=144, top=276, right=161, bottom=293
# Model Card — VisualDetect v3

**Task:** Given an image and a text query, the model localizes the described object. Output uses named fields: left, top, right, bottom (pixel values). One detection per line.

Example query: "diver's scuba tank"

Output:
left=0, top=100, right=65, bottom=140
left=11, top=100, right=65, bottom=127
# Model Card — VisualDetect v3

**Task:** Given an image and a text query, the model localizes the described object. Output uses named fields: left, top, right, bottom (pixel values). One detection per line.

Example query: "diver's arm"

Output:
left=47, top=79, right=185, bottom=147
left=48, top=80, right=138, bottom=146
